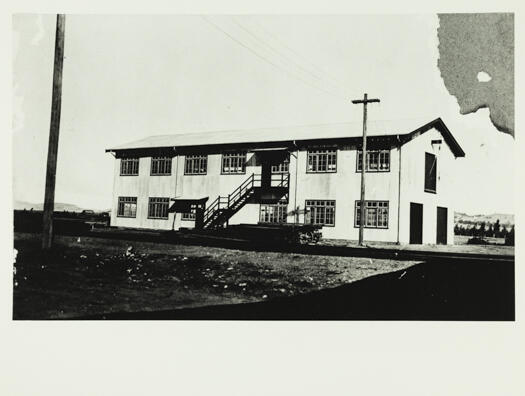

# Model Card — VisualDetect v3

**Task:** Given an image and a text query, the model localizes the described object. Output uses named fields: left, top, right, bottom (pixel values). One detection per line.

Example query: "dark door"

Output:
left=410, top=202, right=423, bottom=244
left=436, top=206, right=448, bottom=245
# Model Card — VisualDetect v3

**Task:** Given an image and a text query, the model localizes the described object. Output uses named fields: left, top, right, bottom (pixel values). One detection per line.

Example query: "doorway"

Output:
left=410, top=202, right=423, bottom=244
left=436, top=206, right=448, bottom=245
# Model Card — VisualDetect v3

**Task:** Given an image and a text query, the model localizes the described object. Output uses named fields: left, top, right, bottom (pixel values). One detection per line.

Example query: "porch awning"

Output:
left=168, top=196, right=208, bottom=213
left=250, top=147, right=290, bottom=152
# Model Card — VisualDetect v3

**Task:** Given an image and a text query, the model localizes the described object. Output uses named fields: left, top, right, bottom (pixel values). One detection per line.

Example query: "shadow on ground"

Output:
left=80, top=257, right=514, bottom=321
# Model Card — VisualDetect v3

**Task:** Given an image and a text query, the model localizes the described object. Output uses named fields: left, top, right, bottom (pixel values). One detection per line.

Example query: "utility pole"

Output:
left=42, top=14, right=66, bottom=249
left=352, top=93, right=380, bottom=246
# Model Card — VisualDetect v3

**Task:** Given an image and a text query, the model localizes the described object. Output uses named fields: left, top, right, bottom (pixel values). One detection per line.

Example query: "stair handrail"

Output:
left=228, top=173, right=255, bottom=205
left=270, top=172, right=290, bottom=187
left=203, top=195, right=220, bottom=222
left=205, top=171, right=289, bottom=229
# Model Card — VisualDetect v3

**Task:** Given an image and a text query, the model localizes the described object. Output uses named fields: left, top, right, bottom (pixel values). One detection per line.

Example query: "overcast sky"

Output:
left=12, top=14, right=514, bottom=215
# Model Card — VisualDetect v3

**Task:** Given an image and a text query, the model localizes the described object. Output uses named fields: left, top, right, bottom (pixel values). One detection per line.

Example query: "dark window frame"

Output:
left=424, top=152, right=437, bottom=194
left=184, top=154, right=208, bottom=175
left=150, top=156, right=172, bottom=176
left=181, top=211, right=196, bottom=221
left=304, top=199, right=336, bottom=227
left=120, top=158, right=139, bottom=176
left=147, top=197, right=170, bottom=220
left=306, top=149, right=337, bottom=174
left=221, top=151, right=247, bottom=175
left=117, top=196, right=137, bottom=218
left=259, top=200, right=288, bottom=224
left=271, top=157, right=290, bottom=174
left=356, top=149, right=391, bottom=172
left=353, top=200, right=389, bottom=229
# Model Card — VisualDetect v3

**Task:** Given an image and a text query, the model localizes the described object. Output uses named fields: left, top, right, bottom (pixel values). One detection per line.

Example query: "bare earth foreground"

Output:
left=13, top=232, right=421, bottom=319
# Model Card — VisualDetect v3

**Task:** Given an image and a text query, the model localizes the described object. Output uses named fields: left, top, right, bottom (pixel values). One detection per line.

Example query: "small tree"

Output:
left=506, top=225, right=515, bottom=246
left=501, top=225, right=508, bottom=239
left=479, top=221, right=486, bottom=240
left=486, top=223, right=494, bottom=238
left=494, top=219, right=501, bottom=238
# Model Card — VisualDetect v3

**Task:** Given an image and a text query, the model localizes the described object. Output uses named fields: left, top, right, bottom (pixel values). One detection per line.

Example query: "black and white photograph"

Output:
left=4, top=5, right=523, bottom=396
left=11, top=13, right=515, bottom=320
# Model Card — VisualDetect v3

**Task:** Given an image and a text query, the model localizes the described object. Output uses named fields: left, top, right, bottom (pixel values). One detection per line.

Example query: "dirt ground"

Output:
left=12, top=232, right=421, bottom=319
left=320, top=235, right=514, bottom=256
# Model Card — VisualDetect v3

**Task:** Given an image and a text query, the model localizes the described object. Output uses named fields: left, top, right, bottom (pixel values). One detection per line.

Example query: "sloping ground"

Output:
left=13, top=232, right=420, bottom=320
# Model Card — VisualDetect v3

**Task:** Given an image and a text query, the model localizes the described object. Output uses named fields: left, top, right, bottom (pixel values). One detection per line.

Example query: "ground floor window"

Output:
left=181, top=211, right=196, bottom=221
left=354, top=200, right=389, bottom=228
left=148, top=197, right=170, bottom=219
left=260, top=201, right=288, bottom=223
left=117, top=197, right=137, bottom=218
left=305, top=200, right=335, bottom=226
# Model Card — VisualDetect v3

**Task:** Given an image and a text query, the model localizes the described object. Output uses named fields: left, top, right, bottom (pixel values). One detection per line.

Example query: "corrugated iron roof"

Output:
left=106, top=117, right=465, bottom=157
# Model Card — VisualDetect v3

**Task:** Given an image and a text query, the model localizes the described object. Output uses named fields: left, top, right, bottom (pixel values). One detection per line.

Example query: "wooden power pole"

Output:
left=42, top=14, right=66, bottom=249
left=352, top=93, right=380, bottom=246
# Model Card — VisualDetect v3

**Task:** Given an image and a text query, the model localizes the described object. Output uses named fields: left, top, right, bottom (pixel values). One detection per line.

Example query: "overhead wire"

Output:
left=201, top=16, right=347, bottom=101
left=250, top=18, right=348, bottom=89
left=230, top=17, right=346, bottom=97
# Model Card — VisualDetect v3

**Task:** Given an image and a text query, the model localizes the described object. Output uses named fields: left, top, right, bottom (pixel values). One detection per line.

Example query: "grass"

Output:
left=13, top=232, right=421, bottom=319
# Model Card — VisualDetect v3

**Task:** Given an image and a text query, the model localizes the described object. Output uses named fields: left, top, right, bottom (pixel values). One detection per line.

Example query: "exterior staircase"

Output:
left=202, top=173, right=289, bottom=229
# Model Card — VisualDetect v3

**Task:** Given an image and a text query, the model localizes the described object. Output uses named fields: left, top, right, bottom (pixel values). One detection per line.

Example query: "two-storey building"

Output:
left=105, top=117, right=465, bottom=244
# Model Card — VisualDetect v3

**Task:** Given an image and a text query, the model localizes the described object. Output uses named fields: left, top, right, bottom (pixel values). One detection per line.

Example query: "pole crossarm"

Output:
left=351, top=98, right=380, bottom=104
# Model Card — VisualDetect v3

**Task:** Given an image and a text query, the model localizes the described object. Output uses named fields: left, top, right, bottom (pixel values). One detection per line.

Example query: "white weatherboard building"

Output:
left=106, top=117, right=465, bottom=244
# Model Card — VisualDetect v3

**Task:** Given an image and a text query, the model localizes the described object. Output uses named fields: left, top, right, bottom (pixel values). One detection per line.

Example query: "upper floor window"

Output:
left=307, top=149, right=337, bottom=173
left=357, top=149, right=390, bottom=172
left=117, top=196, right=137, bottom=218
left=222, top=152, right=246, bottom=174
left=355, top=200, right=389, bottom=228
left=271, top=157, right=290, bottom=174
left=120, top=158, right=139, bottom=176
left=305, top=200, right=335, bottom=226
left=148, top=197, right=170, bottom=219
left=424, top=152, right=437, bottom=193
left=260, top=200, right=288, bottom=224
left=185, top=155, right=207, bottom=175
left=151, top=157, right=172, bottom=176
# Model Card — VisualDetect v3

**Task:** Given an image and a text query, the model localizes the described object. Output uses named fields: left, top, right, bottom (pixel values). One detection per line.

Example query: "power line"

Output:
left=251, top=18, right=347, bottom=89
left=230, top=17, right=345, bottom=96
left=201, top=16, right=346, bottom=101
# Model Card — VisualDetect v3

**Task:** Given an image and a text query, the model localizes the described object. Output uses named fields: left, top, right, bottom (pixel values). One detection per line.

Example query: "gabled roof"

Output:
left=106, top=117, right=465, bottom=157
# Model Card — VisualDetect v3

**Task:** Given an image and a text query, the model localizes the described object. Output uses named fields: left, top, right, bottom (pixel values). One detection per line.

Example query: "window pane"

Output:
left=307, top=149, right=337, bottom=173
left=151, top=157, right=172, bottom=175
left=305, top=200, right=335, bottom=225
left=121, top=158, right=139, bottom=175
left=355, top=200, right=388, bottom=228
left=222, top=152, right=246, bottom=174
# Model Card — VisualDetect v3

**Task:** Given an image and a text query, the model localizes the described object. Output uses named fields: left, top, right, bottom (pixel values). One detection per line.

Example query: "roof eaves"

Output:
left=399, top=118, right=465, bottom=158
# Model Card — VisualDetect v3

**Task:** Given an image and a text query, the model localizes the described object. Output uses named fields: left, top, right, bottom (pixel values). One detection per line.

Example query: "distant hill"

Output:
left=455, top=212, right=514, bottom=227
left=14, top=200, right=86, bottom=212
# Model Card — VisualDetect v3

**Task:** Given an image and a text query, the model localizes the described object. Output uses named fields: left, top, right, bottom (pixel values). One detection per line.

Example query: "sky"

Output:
left=12, top=14, right=515, bottom=215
